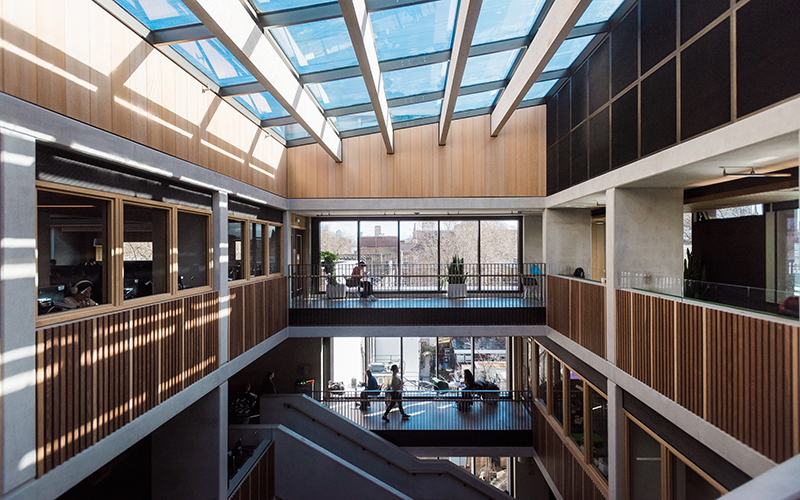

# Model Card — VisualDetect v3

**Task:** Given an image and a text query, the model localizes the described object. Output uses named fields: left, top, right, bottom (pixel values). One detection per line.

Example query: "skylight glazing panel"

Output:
left=454, top=89, right=501, bottom=113
left=173, top=39, right=256, bottom=86
left=370, top=0, right=458, bottom=61
left=251, top=0, right=336, bottom=13
left=274, top=124, right=311, bottom=141
left=543, top=35, right=594, bottom=72
left=307, top=77, right=371, bottom=109
left=382, top=62, right=448, bottom=99
left=461, top=49, right=521, bottom=87
left=113, top=0, right=200, bottom=30
left=390, top=99, right=442, bottom=123
left=472, top=0, right=546, bottom=46
left=522, top=79, right=558, bottom=100
left=271, top=18, right=358, bottom=74
left=332, top=111, right=379, bottom=131
left=576, top=0, right=627, bottom=27
left=235, top=92, right=290, bottom=120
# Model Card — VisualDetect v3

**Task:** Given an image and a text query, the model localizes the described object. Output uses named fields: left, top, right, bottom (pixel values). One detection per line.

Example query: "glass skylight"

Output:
left=332, top=111, right=379, bottom=132
left=307, top=77, right=371, bottom=109
left=251, top=0, right=336, bottom=13
left=113, top=0, right=200, bottom=30
left=370, top=0, right=458, bottom=61
left=472, top=0, right=547, bottom=46
left=576, top=0, right=627, bottom=27
left=522, top=79, right=558, bottom=101
left=274, top=124, right=311, bottom=141
left=382, top=62, right=448, bottom=99
left=390, top=99, right=442, bottom=123
left=543, top=35, right=594, bottom=72
left=454, top=89, right=501, bottom=113
left=271, top=18, right=358, bottom=74
left=461, top=49, right=521, bottom=87
left=235, top=92, right=290, bottom=120
left=173, top=39, right=256, bottom=87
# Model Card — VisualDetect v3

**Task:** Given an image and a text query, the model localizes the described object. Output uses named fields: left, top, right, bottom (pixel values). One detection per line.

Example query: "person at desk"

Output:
left=351, top=261, right=375, bottom=301
left=57, top=280, right=97, bottom=309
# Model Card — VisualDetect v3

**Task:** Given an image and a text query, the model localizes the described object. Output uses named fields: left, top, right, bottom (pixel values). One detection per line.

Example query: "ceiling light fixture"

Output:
left=722, top=167, right=792, bottom=178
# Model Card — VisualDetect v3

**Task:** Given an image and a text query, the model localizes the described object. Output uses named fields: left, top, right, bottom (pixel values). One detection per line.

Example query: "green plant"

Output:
left=447, top=254, right=466, bottom=284
left=320, top=250, right=339, bottom=286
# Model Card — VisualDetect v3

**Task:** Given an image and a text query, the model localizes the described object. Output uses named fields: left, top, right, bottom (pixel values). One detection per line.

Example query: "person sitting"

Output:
left=359, top=369, right=380, bottom=410
left=573, top=267, right=585, bottom=279
left=57, top=280, right=97, bottom=309
left=458, top=369, right=478, bottom=411
left=351, top=261, right=375, bottom=301
left=779, top=296, right=799, bottom=317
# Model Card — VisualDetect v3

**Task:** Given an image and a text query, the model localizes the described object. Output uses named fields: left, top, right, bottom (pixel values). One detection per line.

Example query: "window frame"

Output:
left=35, top=181, right=214, bottom=327
left=228, top=216, right=284, bottom=284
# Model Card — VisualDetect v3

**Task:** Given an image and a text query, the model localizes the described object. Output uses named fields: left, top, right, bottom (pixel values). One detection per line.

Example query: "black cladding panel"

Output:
left=737, top=0, right=800, bottom=118
left=681, top=19, right=731, bottom=141
left=681, top=0, right=728, bottom=44
left=557, top=138, right=571, bottom=192
left=571, top=63, right=589, bottom=129
left=641, top=57, right=677, bottom=156
left=547, top=96, right=558, bottom=147
left=640, top=0, right=676, bottom=74
left=611, top=86, right=638, bottom=169
left=611, top=5, right=640, bottom=98
left=571, top=121, right=588, bottom=185
left=589, top=106, right=610, bottom=178
left=547, top=144, right=559, bottom=195
left=557, top=81, right=572, bottom=139
left=588, top=38, right=610, bottom=115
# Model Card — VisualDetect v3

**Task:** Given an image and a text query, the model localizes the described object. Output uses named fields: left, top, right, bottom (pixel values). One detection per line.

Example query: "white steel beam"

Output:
left=490, top=0, right=591, bottom=136
left=339, top=0, right=394, bottom=153
left=182, top=0, right=343, bottom=162
left=438, top=0, right=483, bottom=145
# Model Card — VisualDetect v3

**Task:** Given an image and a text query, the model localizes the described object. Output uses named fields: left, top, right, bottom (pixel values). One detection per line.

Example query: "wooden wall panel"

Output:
left=676, top=302, right=703, bottom=415
left=229, top=285, right=245, bottom=361
left=0, top=0, right=287, bottom=196
left=578, top=281, right=606, bottom=359
left=36, top=291, right=219, bottom=476
left=547, top=276, right=571, bottom=336
left=288, top=108, right=546, bottom=199
left=616, top=289, right=800, bottom=464
left=229, top=278, right=288, bottom=361
left=532, top=406, right=608, bottom=499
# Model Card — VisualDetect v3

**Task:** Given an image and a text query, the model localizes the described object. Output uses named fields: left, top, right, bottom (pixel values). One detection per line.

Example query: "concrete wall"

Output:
left=543, top=208, right=592, bottom=277
left=229, top=337, right=323, bottom=395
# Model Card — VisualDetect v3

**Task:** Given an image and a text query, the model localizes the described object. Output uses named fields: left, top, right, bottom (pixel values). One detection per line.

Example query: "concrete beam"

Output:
left=182, top=0, right=343, bottom=162
left=490, top=0, right=591, bottom=136
left=339, top=0, right=394, bottom=153
left=438, top=0, right=483, bottom=145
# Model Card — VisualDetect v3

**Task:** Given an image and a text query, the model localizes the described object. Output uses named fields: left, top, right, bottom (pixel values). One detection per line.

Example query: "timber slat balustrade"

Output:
left=532, top=405, right=607, bottom=499
left=228, top=278, right=288, bottom=361
left=547, top=276, right=606, bottom=358
left=36, top=291, right=220, bottom=477
left=615, top=289, right=800, bottom=463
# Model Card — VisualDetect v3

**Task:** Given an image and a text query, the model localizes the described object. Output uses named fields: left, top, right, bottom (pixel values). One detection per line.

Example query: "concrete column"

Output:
left=543, top=208, right=592, bottom=277
left=0, top=129, right=37, bottom=492
left=605, top=187, right=683, bottom=362
left=522, top=215, right=543, bottom=264
left=151, top=385, right=226, bottom=500
left=213, top=192, right=229, bottom=364
left=606, top=380, right=624, bottom=500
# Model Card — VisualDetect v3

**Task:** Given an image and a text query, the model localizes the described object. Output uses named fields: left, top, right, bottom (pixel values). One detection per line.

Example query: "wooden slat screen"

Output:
left=547, top=276, right=606, bottom=358
left=532, top=405, right=607, bottom=499
left=229, top=442, right=275, bottom=500
left=615, top=289, right=800, bottom=463
left=228, top=277, right=288, bottom=361
left=36, top=291, right=219, bottom=476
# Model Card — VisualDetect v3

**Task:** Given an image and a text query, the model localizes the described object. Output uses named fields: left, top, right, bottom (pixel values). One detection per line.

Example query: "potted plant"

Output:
left=320, top=251, right=345, bottom=299
left=446, top=254, right=467, bottom=298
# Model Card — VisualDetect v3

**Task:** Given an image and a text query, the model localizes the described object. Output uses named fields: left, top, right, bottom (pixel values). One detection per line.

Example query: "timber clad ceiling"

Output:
left=101, top=0, right=632, bottom=157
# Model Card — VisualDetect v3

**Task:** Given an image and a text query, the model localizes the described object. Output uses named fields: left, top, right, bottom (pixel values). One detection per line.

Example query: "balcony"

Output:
left=288, top=263, right=547, bottom=326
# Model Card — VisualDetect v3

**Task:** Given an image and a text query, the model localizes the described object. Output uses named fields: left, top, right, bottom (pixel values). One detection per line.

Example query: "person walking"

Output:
left=382, top=365, right=410, bottom=421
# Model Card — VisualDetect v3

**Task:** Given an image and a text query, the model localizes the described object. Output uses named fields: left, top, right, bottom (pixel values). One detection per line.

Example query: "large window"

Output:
left=474, top=337, right=507, bottom=390
left=231, top=218, right=283, bottom=282
left=177, top=211, right=209, bottom=290
left=400, top=220, right=438, bottom=290
left=37, top=190, right=109, bottom=315
left=124, top=204, right=169, bottom=299
left=250, top=222, right=265, bottom=277
left=228, top=220, right=244, bottom=281
left=268, top=224, right=282, bottom=275
left=480, top=220, right=519, bottom=290
left=359, top=221, right=399, bottom=290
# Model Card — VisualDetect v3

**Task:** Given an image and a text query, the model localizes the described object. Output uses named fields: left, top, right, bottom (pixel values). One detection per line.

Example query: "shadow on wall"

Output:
left=229, top=337, right=323, bottom=396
